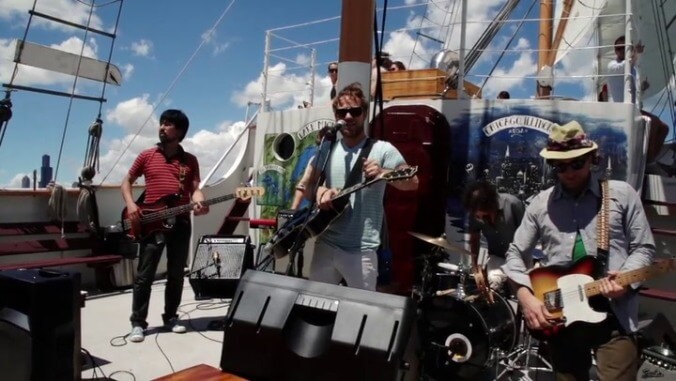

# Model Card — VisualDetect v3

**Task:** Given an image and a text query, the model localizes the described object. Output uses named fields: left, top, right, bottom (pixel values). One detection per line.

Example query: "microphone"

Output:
left=324, top=120, right=346, bottom=138
left=330, top=119, right=346, bottom=133
left=212, top=251, right=221, bottom=276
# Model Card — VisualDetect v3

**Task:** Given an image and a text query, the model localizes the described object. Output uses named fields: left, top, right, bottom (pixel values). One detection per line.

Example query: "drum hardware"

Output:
left=418, top=291, right=517, bottom=380
left=494, top=307, right=553, bottom=381
left=409, top=231, right=474, bottom=256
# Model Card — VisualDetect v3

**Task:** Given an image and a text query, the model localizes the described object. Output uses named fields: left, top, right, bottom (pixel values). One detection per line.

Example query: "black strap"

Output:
left=343, top=138, right=375, bottom=189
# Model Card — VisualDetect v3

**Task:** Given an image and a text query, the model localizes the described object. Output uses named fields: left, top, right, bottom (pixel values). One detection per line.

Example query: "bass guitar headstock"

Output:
left=235, top=186, right=265, bottom=200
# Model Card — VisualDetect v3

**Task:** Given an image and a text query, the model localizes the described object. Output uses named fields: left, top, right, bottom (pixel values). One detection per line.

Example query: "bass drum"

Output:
left=418, top=291, right=516, bottom=380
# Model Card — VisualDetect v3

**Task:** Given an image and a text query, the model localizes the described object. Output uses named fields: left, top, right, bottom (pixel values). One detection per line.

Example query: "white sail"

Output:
left=553, top=0, right=608, bottom=65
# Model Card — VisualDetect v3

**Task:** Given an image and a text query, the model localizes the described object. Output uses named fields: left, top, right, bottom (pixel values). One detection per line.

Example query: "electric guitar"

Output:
left=265, top=166, right=418, bottom=259
left=529, top=256, right=675, bottom=339
left=121, top=187, right=264, bottom=241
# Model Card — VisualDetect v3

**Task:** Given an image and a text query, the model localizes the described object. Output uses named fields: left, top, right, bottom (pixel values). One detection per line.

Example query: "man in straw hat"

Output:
left=502, top=121, right=655, bottom=380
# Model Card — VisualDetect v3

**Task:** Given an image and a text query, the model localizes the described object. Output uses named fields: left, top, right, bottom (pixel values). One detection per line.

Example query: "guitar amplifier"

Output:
left=638, top=345, right=676, bottom=380
left=188, top=235, right=254, bottom=300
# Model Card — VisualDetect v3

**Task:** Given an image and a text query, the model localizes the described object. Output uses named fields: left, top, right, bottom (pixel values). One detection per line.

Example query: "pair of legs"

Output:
left=130, top=220, right=191, bottom=329
left=548, top=318, right=638, bottom=381
left=309, top=241, right=378, bottom=291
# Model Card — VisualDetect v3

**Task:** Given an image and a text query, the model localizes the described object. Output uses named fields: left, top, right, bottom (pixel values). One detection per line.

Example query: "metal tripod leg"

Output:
left=495, top=308, right=553, bottom=380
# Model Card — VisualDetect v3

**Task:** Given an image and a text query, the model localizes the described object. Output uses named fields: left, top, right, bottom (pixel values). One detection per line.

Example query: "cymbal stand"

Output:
left=494, top=309, right=553, bottom=380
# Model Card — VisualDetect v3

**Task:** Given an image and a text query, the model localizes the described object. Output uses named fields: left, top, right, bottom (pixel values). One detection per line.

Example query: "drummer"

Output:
left=462, top=181, right=525, bottom=291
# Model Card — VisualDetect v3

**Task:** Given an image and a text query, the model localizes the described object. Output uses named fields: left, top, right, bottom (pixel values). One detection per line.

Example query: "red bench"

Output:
left=0, top=221, right=121, bottom=271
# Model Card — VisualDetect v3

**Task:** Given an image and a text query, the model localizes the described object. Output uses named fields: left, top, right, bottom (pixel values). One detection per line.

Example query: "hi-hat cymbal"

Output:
left=408, top=232, right=474, bottom=257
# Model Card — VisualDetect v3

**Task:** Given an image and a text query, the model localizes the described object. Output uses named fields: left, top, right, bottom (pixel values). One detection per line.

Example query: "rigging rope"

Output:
left=48, top=183, right=67, bottom=237
left=53, top=0, right=96, bottom=183
left=99, top=0, right=238, bottom=185
left=0, top=0, right=38, bottom=151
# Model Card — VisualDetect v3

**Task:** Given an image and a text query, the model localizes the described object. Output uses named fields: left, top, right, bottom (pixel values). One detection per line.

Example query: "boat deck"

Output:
left=81, top=281, right=228, bottom=381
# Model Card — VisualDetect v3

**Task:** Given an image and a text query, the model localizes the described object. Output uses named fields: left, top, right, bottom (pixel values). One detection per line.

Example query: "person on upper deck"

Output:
left=328, top=62, right=338, bottom=100
left=502, top=120, right=655, bottom=381
left=606, top=35, right=668, bottom=166
left=497, top=91, right=511, bottom=99
left=121, top=109, right=210, bottom=343
left=606, top=36, right=649, bottom=103
left=389, top=61, right=406, bottom=72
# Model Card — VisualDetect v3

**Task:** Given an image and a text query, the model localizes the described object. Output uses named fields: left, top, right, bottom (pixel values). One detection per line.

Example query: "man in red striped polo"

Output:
left=121, top=109, right=209, bottom=343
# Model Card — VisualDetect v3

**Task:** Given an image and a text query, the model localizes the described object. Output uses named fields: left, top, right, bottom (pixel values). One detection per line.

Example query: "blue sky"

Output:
left=0, top=0, right=672, bottom=187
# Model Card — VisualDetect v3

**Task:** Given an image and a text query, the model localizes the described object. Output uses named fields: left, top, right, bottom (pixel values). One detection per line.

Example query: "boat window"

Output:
left=272, top=133, right=296, bottom=162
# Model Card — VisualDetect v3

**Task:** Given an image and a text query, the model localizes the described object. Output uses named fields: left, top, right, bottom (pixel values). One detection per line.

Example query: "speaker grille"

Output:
left=191, top=235, right=250, bottom=279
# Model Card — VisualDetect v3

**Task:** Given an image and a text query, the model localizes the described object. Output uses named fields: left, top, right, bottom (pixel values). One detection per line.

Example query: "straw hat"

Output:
left=539, top=121, right=598, bottom=160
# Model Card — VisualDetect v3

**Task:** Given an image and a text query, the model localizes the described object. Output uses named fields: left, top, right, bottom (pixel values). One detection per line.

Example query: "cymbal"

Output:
left=408, top=232, right=474, bottom=257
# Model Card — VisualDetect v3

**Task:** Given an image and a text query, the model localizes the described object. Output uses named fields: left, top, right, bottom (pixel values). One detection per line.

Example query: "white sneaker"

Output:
left=129, top=326, right=145, bottom=343
left=164, top=317, right=187, bottom=334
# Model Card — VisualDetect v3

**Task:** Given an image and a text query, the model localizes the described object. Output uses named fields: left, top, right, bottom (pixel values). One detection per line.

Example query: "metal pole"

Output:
left=623, top=0, right=633, bottom=104
left=262, top=30, right=271, bottom=112
left=458, top=0, right=467, bottom=99
left=309, top=48, right=316, bottom=106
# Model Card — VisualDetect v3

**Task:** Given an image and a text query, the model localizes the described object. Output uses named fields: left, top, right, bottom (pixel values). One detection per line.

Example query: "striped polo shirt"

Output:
left=129, top=145, right=200, bottom=207
left=317, top=138, right=406, bottom=252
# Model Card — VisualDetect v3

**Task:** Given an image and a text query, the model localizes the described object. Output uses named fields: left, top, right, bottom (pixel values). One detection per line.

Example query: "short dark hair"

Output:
left=498, top=91, right=510, bottom=99
left=160, top=109, right=189, bottom=142
left=462, top=181, right=499, bottom=213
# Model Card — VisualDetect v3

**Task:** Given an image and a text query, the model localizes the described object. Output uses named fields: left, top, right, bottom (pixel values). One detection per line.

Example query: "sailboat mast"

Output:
left=537, top=0, right=554, bottom=98
left=338, top=0, right=375, bottom=100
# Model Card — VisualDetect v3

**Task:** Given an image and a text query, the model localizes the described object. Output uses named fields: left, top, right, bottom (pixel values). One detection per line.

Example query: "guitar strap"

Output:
left=342, top=138, right=375, bottom=189
left=595, top=179, right=610, bottom=275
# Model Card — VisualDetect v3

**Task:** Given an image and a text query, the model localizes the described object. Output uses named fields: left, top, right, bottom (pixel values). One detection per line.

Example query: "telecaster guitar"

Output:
left=121, top=187, right=264, bottom=241
left=529, top=256, right=675, bottom=339
left=265, top=166, right=418, bottom=259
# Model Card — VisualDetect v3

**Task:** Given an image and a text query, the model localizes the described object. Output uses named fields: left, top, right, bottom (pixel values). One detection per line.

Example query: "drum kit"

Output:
left=408, top=232, right=551, bottom=381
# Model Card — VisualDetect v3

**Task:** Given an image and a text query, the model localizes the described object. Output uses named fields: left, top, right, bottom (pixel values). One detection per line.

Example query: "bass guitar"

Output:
left=121, top=187, right=264, bottom=241
left=529, top=256, right=675, bottom=339
left=265, top=166, right=418, bottom=259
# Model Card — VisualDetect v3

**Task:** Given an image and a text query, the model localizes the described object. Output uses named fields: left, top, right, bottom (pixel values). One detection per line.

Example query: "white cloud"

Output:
left=0, top=0, right=104, bottom=32
left=130, top=39, right=153, bottom=57
left=7, top=172, right=29, bottom=188
left=121, top=63, right=134, bottom=80
left=201, top=29, right=229, bottom=56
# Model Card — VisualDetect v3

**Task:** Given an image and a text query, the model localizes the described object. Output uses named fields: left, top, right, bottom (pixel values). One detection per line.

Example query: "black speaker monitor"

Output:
left=189, top=235, right=254, bottom=300
left=0, top=269, right=80, bottom=381
left=220, top=270, right=416, bottom=380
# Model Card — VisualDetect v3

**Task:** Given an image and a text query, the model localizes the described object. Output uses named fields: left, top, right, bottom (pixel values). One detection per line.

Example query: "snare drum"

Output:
left=418, top=291, right=517, bottom=380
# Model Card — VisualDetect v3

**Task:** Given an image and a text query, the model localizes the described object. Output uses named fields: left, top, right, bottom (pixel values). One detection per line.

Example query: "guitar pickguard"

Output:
left=557, top=273, right=607, bottom=327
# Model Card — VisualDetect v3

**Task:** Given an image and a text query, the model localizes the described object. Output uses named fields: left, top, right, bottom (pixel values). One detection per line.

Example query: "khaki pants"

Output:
left=548, top=318, right=638, bottom=381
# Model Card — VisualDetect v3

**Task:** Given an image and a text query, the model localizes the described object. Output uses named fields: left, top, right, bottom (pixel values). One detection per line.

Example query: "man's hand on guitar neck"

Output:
left=517, top=287, right=556, bottom=331
left=192, top=190, right=210, bottom=216
left=599, top=271, right=627, bottom=299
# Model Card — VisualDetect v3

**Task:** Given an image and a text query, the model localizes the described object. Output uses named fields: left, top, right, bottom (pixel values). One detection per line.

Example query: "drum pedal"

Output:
left=494, top=330, right=553, bottom=380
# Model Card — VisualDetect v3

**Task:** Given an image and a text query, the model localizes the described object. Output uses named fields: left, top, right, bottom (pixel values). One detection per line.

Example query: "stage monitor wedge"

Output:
left=220, top=270, right=416, bottom=381
left=189, top=235, right=254, bottom=300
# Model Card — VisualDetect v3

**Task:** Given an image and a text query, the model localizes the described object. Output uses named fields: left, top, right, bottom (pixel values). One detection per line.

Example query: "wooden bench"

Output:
left=0, top=221, right=122, bottom=271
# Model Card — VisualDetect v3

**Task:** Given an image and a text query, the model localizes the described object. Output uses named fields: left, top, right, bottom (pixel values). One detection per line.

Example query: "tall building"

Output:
left=38, top=154, right=53, bottom=188
left=21, top=175, right=30, bottom=188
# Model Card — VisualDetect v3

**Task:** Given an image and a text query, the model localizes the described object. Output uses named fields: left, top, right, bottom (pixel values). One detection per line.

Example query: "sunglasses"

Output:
left=335, top=107, right=363, bottom=119
left=328, top=68, right=338, bottom=73
left=549, top=157, right=587, bottom=173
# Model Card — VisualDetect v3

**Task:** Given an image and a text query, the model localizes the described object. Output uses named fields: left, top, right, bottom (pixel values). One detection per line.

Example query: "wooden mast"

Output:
left=337, top=0, right=375, bottom=101
left=537, top=0, right=554, bottom=98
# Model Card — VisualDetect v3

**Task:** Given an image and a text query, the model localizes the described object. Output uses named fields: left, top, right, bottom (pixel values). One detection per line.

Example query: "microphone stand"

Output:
left=284, top=129, right=337, bottom=277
